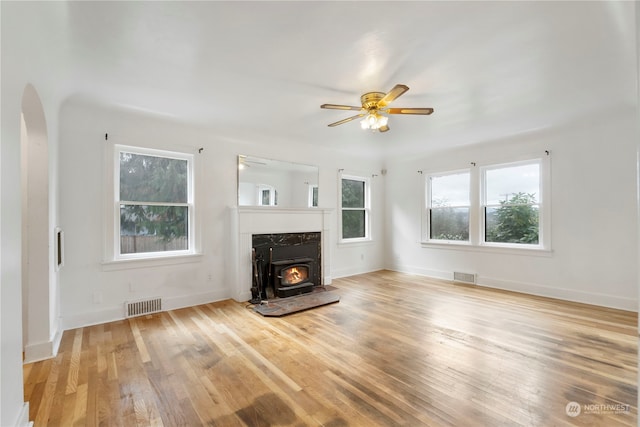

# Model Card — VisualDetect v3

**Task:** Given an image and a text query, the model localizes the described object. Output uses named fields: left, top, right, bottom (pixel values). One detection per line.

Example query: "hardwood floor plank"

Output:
left=129, top=317, right=152, bottom=363
left=72, top=382, right=88, bottom=426
left=64, top=328, right=83, bottom=395
left=24, top=271, right=637, bottom=426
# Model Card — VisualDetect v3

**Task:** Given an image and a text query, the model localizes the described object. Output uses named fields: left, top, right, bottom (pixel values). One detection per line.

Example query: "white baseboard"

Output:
left=332, top=265, right=384, bottom=280
left=163, top=289, right=229, bottom=311
left=388, top=264, right=637, bottom=312
left=23, top=321, right=64, bottom=363
left=61, top=306, right=123, bottom=331
left=24, top=340, right=53, bottom=364
left=51, top=327, right=63, bottom=356
left=14, top=402, right=30, bottom=427
left=234, top=291, right=253, bottom=303
left=387, top=265, right=451, bottom=281
left=61, top=289, right=230, bottom=331
left=479, top=276, right=637, bottom=311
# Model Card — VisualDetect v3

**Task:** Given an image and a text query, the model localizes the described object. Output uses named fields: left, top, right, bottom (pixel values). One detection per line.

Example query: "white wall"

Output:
left=0, top=83, right=29, bottom=427
left=1, top=2, right=67, bottom=424
left=385, top=108, right=638, bottom=311
left=58, top=97, right=385, bottom=329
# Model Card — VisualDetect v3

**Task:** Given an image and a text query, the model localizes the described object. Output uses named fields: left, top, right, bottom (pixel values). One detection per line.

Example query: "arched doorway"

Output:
left=21, top=84, right=55, bottom=362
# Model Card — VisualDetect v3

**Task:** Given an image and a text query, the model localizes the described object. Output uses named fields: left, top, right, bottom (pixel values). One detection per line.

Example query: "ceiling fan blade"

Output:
left=386, top=107, right=434, bottom=115
left=377, top=84, right=409, bottom=107
left=327, top=114, right=364, bottom=127
left=379, top=125, right=390, bottom=133
left=321, top=104, right=363, bottom=111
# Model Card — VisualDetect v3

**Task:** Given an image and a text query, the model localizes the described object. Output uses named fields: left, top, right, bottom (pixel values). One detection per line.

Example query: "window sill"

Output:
left=420, top=241, right=553, bottom=257
left=338, top=238, right=374, bottom=247
left=101, top=253, right=203, bottom=271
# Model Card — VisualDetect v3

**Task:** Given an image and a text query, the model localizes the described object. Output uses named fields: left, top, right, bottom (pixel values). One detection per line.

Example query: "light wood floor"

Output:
left=24, top=271, right=637, bottom=426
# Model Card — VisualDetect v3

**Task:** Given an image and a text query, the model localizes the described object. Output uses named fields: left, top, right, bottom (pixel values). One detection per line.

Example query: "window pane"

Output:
left=431, top=172, right=470, bottom=207
left=120, top=152, right=188, bottom=203
left=120, top=205, right=188, bottom=253
left=261, top=189, right=270, bottom=205
left=342, top=210, right=365, bottom=239
left=342, top=179, right=365, bottom=208
left=485, top=163, right=539, bottom=205
left=430, top=207, right=469, bottom=241
left=485, top=205, right=539, bottom=244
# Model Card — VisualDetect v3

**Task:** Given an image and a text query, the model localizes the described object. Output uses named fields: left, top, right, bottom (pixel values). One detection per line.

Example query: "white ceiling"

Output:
left=11, top=1, right=637, bottom=158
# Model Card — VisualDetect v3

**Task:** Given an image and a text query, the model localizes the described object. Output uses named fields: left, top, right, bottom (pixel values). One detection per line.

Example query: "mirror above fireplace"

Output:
left=238, top=155, right=319, bottom=208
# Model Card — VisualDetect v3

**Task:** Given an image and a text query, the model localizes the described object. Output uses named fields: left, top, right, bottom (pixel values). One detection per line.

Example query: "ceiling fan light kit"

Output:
left=360, top=111, right=388, bottom=131
left=320, top=84, right=434, bottom=133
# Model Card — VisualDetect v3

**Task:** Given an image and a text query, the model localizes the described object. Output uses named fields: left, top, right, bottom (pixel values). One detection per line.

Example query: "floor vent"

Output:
left=453, top=272, right=476, bottom=284
left=125, top=297, right=162, bottom=318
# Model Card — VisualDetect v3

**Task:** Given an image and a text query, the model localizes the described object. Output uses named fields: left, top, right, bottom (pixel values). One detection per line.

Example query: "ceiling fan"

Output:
left=320, top=84, right=433, bottom=132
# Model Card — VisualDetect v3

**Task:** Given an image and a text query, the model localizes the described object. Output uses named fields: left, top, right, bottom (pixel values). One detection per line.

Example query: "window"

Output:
left=483, top=161, right=540, bottom=245
left=428, top=171, right=470, bottom=242
left=340, top=174, right=370, bottom=241
left=423, top=154, right=549, bottom=250
left=308, top=184, right=318, bottom=208
left=116, top=145, right=194, bottom=258
left=257, top=184, right=277, bottom=206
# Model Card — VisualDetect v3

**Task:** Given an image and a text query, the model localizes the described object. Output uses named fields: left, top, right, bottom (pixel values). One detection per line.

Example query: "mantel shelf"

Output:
left=237, top=207, right=333, bottom=215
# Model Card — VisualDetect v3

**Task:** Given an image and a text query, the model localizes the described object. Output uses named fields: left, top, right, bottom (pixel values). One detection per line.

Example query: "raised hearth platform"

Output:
left=253, top=290, right=340, bottom=317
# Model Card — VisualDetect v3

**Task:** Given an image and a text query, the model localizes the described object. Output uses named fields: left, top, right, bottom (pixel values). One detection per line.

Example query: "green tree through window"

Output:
left=118, top=149, right=191, bottom=255
left=484, top=161, right=540, bottom=246
left=341, top=177, right=368, bottom=240
left=485, top=192, right=539, bottom=244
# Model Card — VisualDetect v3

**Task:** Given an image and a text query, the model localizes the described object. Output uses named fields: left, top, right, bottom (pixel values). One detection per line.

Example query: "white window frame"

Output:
left=256, top=184, right=277, bottom=206
left=111, top=144, right=196, bottom=261
left=421, top=152, right=551, bottom=253
left=339, top=172, right=371, bottom=243
left=308, top=184, right=319, bottom=208
left=425, top=169, right=471, bottom=244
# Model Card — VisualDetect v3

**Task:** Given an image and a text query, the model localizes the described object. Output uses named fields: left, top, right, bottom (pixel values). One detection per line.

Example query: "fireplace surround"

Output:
left=232, top=207, right=332, bottom=302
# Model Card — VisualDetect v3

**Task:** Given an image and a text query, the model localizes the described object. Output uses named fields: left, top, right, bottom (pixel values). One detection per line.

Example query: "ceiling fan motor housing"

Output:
left=361, top=92, right=385, bottom=110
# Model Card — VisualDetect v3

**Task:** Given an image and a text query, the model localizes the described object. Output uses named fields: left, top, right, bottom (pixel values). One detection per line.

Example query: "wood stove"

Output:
left=272, top=257, right=314, bottom=298
left=251, top=232, right=321, bottom=300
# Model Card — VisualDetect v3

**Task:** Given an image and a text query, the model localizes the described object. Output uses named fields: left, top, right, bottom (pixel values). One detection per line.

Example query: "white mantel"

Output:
left=229, top=207, right=333, bottom=302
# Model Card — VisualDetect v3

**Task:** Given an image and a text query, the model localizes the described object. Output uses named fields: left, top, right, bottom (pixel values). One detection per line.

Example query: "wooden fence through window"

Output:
left=120, top=236, right=188, bottom=254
